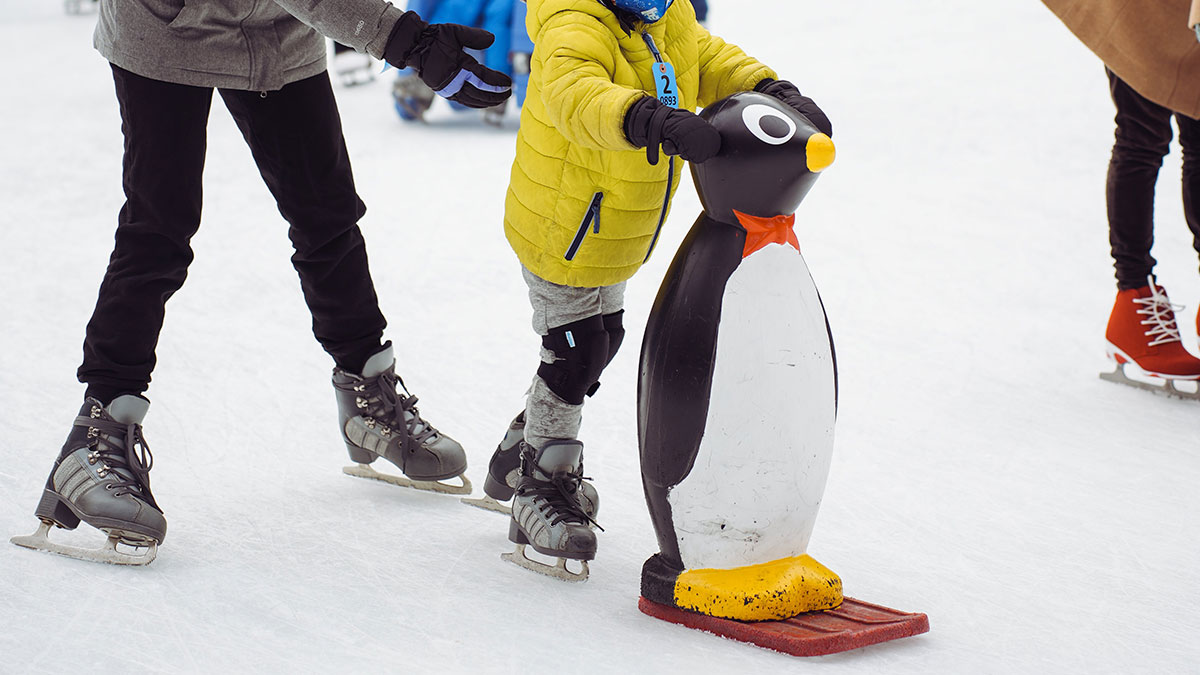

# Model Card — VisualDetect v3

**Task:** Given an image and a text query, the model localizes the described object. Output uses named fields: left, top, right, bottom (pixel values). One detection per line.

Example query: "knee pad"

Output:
left=602, top=311, right=625, bottom=366
left=537, top=315, right=610, bottom=405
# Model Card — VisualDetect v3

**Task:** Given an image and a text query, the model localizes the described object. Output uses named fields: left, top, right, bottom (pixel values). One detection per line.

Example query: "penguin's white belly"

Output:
left=668, top=243, right=837, bottom=571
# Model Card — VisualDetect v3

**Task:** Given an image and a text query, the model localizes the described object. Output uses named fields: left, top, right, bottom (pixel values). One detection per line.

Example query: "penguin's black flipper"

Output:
left=637, top=215, right=744, bottom=567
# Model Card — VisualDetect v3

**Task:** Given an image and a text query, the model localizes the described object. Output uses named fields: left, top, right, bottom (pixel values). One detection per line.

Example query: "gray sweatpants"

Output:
left=522, top=266, right=626, bottom=450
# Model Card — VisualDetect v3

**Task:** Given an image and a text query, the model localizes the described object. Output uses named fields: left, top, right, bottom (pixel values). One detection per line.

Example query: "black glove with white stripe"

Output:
left=383, top=12, right=512, bottom=109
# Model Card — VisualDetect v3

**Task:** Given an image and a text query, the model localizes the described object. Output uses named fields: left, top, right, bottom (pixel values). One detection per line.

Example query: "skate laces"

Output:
left=520, top=470, right=603, bottom=531
left=79, top=415, right=155, bottom=504
left=356, top=370, right=439, bottom=445
left=1134, top=280, right=1184, bottom=347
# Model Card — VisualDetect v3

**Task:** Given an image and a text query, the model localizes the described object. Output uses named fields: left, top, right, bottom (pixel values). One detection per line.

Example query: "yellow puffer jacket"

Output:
left=505, top=0, right=777, bottom=287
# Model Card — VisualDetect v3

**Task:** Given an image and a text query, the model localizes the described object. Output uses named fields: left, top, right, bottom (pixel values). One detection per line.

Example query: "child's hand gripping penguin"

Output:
left=636, top=91, right=929, bottom=656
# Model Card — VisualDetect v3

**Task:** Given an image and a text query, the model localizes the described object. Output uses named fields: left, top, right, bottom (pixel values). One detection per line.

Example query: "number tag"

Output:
left=653, top=62, right=678, bottom=109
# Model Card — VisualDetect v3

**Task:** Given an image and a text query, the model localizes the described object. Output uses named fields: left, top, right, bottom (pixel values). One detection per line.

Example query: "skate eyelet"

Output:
left=356, top=396, right=369, bottom=409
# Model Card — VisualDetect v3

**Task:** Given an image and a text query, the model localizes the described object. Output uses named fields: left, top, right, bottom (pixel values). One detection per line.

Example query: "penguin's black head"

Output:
left=691, top=92, right=835, bottom=226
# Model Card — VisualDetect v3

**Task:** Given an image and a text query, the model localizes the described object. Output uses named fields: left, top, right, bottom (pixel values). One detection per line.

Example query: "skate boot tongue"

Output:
left=531, top=440, right=583, bottom=478
left=105, top=394, right=149, bottom=425
left=360, top=343, right=395, bottom=379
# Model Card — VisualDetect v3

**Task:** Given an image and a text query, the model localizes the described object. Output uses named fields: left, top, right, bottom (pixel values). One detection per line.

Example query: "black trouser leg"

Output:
left=1106, top=68, right=1174, bottom=290
left=218, top=73, right=386, bottom=374
left=1175, top=111, right=1200, bottom=267
left=78, top=65, right=213, bottom=404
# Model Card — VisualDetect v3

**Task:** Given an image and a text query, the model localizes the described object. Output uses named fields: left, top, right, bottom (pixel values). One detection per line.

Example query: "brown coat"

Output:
left=1043, top=0, right=1200, bottom=118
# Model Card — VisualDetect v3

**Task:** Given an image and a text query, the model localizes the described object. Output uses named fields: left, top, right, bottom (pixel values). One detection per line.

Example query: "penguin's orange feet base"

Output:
left=638, top=596, right=928, bottom=657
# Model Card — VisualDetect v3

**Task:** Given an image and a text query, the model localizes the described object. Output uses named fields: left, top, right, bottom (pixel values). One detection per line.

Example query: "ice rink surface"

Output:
left=1, top=1, right=1198, bottom=672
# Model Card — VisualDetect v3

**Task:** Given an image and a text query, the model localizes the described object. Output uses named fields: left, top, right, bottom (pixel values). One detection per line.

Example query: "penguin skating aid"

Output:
left=636, top=92, right=928, bottom=655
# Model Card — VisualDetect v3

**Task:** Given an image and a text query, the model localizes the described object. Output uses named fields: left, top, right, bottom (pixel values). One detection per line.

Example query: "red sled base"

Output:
left=638, top=596, right=928, bottom=657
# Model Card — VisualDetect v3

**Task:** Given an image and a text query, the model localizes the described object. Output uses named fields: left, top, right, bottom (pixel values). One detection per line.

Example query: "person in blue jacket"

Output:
left=509, top=0, right=534, bottom=108
left=394, top=0, right=527, bottom=125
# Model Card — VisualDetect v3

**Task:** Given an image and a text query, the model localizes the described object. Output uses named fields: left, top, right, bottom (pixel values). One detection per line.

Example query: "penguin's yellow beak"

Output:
left=806, top=133, right=836, bottom=173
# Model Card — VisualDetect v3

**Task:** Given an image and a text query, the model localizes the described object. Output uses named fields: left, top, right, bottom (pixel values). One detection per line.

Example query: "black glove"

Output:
left=755, top=79, right=832, bottom=137
left=624, top=97, right=721, bottom=165
left=383, top=11, right=512, bottom=109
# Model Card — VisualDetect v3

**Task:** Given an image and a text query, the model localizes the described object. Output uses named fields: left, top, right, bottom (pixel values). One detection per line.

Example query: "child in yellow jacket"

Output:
left=483, top=0, right=832, bottom=577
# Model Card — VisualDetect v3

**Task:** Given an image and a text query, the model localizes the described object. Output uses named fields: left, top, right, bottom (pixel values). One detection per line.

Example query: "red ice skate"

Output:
left=1101, top=278, right=1200, bottom=399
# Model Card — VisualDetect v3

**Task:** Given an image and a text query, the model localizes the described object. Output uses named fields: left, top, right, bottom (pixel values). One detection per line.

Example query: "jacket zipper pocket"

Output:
left=565, top=192, right=604, bottom=261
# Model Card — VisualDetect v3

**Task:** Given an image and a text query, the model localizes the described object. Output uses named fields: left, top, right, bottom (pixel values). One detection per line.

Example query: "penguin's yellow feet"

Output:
left=641, top=553, right=843, bottom=622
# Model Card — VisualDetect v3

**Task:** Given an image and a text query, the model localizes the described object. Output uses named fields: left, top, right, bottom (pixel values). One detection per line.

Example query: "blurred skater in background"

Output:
left=332, top=41, right=377, bottom=87
left=63, top=0, right=98, bottom=15
left=394, top=0, right=529, bottom=126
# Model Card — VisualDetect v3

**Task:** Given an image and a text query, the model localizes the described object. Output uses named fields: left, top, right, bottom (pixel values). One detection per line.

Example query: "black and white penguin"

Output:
left=638, top=91, right=841, bottom=621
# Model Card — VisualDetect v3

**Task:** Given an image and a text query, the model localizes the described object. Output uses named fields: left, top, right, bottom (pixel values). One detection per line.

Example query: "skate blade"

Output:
left=338, top=72, right=376, bottom=87
left=460, top=495, right=511, bottom=515
left=501, top=544, right=589, bottom=582
left=1100, top=363, right=1200, bottom=401
left=343, top=463, right=473, bottom=495
left=10, top=521, right=157, bottom=566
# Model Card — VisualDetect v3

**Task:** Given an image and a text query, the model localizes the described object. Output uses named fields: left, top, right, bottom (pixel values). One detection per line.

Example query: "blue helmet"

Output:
left=611, top=0, right=674, bottom=23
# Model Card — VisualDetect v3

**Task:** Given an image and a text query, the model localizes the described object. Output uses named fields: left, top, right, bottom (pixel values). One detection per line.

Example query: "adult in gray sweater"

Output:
left=10, top=1, right=511, bottom=566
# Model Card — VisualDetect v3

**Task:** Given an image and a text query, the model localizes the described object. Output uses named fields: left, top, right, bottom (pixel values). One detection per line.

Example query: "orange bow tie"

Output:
left=733, top=210, right=800, bottom=258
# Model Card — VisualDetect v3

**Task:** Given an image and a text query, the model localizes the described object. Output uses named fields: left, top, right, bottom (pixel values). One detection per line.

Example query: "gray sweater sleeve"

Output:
left=273, top=0, right=407, bottom=58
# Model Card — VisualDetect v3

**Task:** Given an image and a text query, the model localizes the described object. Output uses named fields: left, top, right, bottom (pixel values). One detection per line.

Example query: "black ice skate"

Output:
left=11, top=396, right=165, bottom=566
left=333, top=344, right=470, bottom=495
left=462, top=411, right=599, bottom=518
left=503, top=440, right=600, bottom=582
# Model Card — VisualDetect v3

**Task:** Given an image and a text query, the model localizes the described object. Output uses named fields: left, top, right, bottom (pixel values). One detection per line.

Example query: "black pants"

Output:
left=1106, top=68, right=1200, bottom=289
left=79, top=65, right=387, bottom=404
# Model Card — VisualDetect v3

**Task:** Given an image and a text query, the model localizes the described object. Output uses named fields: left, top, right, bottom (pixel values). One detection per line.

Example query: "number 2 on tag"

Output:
left=654, top=62, right=678, bottom=109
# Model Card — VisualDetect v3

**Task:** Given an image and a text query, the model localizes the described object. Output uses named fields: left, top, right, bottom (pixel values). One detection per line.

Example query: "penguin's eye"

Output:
left=742, top=104, right=796, bottom=146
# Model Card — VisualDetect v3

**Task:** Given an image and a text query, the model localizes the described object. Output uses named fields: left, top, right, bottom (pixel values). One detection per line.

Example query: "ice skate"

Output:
left=462, top=411, right=598, bottom=518
left=511, top=52, right=532, bottom=108
left=63, top=0, right=97, bottom=15
left=483, top=101, right=507, bottom=128
left=333, top=343, right=470, bottom=494
left=502, top=440, right=599, bottom=582
left=392, top=74, right=435, bottom=122
left=1100, top=278, right=1200, bottom=400
left=11, top=395, right=165, bottom=565
left=334, top=50, right=376, bottom=87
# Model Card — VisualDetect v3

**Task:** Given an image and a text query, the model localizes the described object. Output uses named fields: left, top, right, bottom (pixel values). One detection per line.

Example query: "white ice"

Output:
left=2, top=1, right=1198, bottom=673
